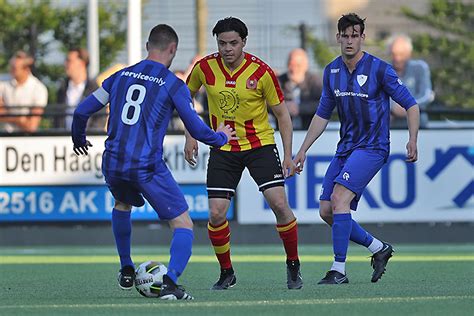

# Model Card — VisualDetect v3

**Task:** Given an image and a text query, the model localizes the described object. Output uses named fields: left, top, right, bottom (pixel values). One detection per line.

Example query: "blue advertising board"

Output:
left=0, top=184, right=233, bottom=222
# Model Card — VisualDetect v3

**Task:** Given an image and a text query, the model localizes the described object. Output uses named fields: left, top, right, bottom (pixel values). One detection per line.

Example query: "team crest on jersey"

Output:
left=218, top=89, right=240, bottom=115
left=246, top=78, right=257, bottom=90
left=357, top=74, right=368, bottom=87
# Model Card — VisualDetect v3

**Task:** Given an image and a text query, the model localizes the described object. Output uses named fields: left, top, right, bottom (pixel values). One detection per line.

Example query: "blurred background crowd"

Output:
left=0, top=0, right=472, bottom=134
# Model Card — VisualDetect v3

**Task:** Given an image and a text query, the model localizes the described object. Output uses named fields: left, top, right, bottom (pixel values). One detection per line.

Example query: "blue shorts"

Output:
left=105, top=164, right=188, bottom=220
left=320, top=149, right=387, bottom=210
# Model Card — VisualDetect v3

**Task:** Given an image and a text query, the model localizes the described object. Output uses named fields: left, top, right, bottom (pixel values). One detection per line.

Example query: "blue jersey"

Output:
left=72, top=59, right=227, bottom=182
left=316, top=52, right=416, bottom=156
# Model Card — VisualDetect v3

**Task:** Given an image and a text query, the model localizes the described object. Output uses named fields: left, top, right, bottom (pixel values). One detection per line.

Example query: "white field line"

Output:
left=0, top=296, right=472, bottom=309
left=1, top=254, right=474, bottom=264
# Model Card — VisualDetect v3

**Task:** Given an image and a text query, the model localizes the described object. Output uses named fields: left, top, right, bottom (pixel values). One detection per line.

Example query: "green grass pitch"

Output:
left=1, top=244, right=473, bottom=315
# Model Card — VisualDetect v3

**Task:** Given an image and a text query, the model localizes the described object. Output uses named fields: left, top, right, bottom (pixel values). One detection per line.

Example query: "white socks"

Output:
left=368, top=238, right=383, bottom=254
left=331, top=261, right=346, bottom=275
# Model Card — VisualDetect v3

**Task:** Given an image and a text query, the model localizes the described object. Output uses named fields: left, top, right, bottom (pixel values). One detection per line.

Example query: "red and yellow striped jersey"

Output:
left=186, top=52, right=284, bottom=152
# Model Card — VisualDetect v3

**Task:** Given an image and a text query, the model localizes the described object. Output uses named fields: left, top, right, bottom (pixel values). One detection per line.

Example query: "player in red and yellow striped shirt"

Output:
left=185, top=17, right=302, bottom=290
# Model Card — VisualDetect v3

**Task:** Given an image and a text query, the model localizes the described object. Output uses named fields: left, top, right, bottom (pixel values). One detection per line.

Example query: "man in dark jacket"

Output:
left=56, top=48, right=105, bottom=130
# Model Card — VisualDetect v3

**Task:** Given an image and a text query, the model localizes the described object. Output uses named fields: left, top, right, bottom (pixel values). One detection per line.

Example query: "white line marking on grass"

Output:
left=0, top=296, right=472, bottom=309
left=1, top=255, right=474, bottom=264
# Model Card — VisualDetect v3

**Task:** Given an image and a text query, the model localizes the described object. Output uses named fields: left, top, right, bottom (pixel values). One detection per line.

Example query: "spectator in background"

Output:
left=0, top=51, right=48, bottom=133
left=388, top=35, right=434, bottom=128
left=171, top=56, right=208, bottom=131
left=57, top=48, right=100, bottom=130
left=278, top=48, right=322, bottom=130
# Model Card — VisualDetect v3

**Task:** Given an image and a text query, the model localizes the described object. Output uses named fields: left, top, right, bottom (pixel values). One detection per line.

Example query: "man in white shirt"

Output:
left=0, top=51, right=48, bottom=133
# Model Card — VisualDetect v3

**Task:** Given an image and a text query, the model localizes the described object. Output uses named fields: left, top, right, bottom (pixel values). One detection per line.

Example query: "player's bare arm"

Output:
left=271, top=102, right=296, bottom=178
left=405, top=104, right=420, bottom=162
left=184, top=128, right=199, bottom=166
left=294, top=115, right=329, bottom=174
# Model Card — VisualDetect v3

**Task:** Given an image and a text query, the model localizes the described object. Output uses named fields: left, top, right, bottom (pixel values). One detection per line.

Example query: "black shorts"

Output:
left=206, top=144, right=285, bottom=199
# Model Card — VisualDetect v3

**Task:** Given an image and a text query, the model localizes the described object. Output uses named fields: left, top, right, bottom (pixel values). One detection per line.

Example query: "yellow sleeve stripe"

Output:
left=208, top=221, right=229, bottom=232
left=276, top=220, right=297, bottom=232
left=213, top=242, right=231, bottom=254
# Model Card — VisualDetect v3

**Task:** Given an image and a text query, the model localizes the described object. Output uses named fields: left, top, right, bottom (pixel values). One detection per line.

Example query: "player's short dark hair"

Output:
left=212, top=17, right=248, bottom=39
left=147, top=24, right=179, bottom=50
left=338, top=13, right=366, bottom=35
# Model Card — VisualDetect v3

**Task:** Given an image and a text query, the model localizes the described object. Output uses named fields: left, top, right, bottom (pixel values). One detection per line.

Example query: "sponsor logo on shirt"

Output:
left=225, top=80, right=236, bottom=87
left=218, top=90, right=240, bottom=116
left=331, top=68, right=340, bottom=73
left=334, top=89, right=368, bottom=98
left=342, top=172, right=350, bottom=180
left=121, top=71, right=166, bottom=86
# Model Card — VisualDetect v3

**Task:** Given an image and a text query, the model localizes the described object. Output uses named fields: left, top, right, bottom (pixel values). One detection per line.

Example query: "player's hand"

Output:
left=282, top=156, right=297, bottom=178
left=406, top=140, right=418, bottom=162
left=73, top=140, right=93, bottom=156
left=184, top=136, right=199, bottom=167
left=293, top=151, right=306, bottom=174
left=216, top=122, right=238, bottom=143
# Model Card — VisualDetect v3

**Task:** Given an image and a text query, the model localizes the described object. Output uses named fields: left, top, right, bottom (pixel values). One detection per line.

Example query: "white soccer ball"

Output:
left=134, top=261, right=168, bottom=298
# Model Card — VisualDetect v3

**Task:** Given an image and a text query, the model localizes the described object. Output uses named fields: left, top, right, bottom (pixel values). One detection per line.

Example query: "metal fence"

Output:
left=1, top=104, right=474, bottom=136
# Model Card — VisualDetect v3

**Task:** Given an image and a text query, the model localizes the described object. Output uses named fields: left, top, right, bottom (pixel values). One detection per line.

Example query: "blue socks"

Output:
left=332, top=213, right=352, bottom=263
left=167, top=228, right=194, bottom=284
left=111, top=209, right=134, bottom=268
left=112, top=209, right=194, bottom=284
left=349, top=219, right=374, bottom=247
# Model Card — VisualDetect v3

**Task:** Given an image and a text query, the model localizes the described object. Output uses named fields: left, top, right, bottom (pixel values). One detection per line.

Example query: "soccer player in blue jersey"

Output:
left=71, top=24, right=236, bottom=300
left=293, top=13, right=420, bottom=284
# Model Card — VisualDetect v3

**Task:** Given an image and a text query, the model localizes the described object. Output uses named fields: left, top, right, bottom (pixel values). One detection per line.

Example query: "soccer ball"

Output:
left=134, top=261, right=168, bottom=298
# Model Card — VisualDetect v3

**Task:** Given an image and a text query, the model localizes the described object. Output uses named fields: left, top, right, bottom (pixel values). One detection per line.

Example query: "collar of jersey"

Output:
left=216, top=52, right=252, bottom=80
left=341, top=51, right=368, bottom=74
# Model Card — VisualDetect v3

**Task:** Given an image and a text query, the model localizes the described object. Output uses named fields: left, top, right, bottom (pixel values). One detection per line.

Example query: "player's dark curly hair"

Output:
left=212, top=17, right=248, bottom=39
left=148, top=24, right=179, bottom=50
left=337, top=13, right=366, bottom=34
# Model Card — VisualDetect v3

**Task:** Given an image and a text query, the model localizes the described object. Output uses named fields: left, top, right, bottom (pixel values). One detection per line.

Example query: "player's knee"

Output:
left=208, top=199, right=229, bottom=224
left=269, top=197, right=289, bottom=214
left=330, top=191, right=347, bottom=210
left=114, top=200, right=132, bottom=211
left=170, top=211, right=193, bottom=229
left=209, top=208, right=227, bottom=225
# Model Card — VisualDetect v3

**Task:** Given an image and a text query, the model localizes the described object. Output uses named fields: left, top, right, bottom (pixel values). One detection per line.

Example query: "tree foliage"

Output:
left=0, top=0, right=58, bottom=71
left=401, top=0, right=474, bottom=108
left=308, top=35, right=338, bottom=69
left=0, top=0, right=126, bottom=85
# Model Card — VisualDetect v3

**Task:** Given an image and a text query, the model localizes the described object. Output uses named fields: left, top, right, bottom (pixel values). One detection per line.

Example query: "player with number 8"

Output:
left=71, top=24, right=237, bottom=300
